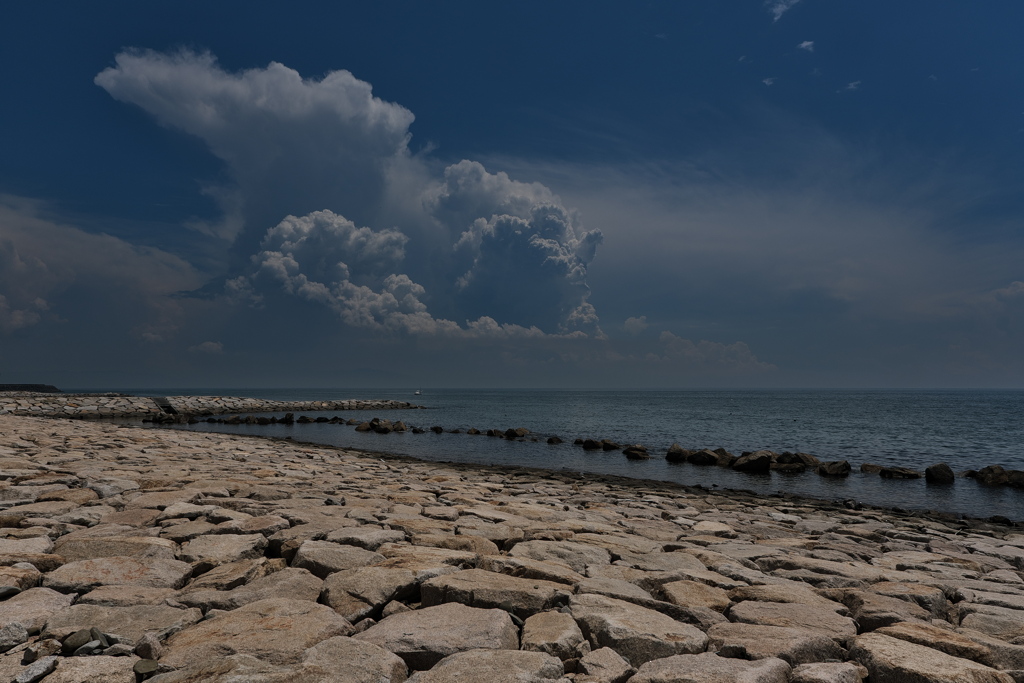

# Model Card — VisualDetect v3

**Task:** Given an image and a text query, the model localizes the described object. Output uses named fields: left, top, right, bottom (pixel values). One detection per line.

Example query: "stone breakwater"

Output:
left=0, top=417, right=1022, bottom=682
left=0, top=393, right=419, bottom=419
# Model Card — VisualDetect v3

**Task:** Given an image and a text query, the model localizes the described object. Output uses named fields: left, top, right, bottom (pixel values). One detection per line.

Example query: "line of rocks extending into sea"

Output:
left=170, top=414, right=1024, bottom=499
left=0, top=393, right=419, bottom=420
left=0, top=414, right=1023, bottom=682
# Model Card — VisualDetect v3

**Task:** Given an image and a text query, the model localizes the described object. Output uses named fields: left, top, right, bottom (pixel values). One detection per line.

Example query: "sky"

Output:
left=2, top=1, right=1023, bottom=389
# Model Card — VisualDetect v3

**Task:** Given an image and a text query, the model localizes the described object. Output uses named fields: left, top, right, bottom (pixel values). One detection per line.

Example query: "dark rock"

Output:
left=61, top=628, right=94, bottom=655
left=573, top=439, right=584, bottom=445
left=315, top=416, right=329, bottom=423
left=430, top=426, right=444, bottom=434
left=770, top=462, right=806, bottom=474
left=547, top=436, right=563, bottom=445
left=688, top=449, right=719, bottom=466
left=505, top=428, right=530, bottom=439
left=297, top=416, right=313, bottom=424
left=601, top=440, right=621, bottom=451
left=666, top=444, right=692, bottom=463
left=393, top=422, right=407, bottom=432
left=879, top=467, right=923, bottom=479
left=977, top=465, right=1009, bottom=486
left=467, top=428, right=481, bottom=435
left=355, top=422, right=372, bottom=432
left=732, top=451, right=772, bottom=474
left=582, top=439, right=602, bottom=451
left=411, top=428, right=425, bottom=434
left=925, top=463, right=955, bottom=485
left=817, top=461, right=851, bottom=477
left=623, top=446, right=650, bottom=460
left=1008, top=469, right=1024, bottom=488
left=860, top=463, right=883, bottom=473
left=486, top=429, right=502, bottom=437
left=346, top=418, right=359, bottom=425
left=714, top=449, right=737, bottom=468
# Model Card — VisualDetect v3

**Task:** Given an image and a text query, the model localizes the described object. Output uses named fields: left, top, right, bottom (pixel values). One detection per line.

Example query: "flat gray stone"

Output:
left=354, top=602, right=519, bottom=670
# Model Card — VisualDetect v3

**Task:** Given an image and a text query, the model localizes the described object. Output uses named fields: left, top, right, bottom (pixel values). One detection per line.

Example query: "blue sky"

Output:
left=2, top=1, right=1022, bottom=388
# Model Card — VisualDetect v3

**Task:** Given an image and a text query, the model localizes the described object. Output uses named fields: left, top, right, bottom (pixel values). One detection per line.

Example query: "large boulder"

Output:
left=41, top=603, right=202, bottom=645
left=520, top=611, right=587, bottom=661
left=321, top=566, right=419, bottom=622
left=707, top=622, right=846, bottom=665
left=177, top=567, right=323, bottom=612
left=925, top=463, right=956, bottom=484
left=817, top=460, right=851, bottom=477
left=420, top=568, right=571, bottom=619
left=42, top=557, right=193, bottom=592
left=733, top=451, right=773, bottom=474
left=405, top=649, right=562, bottom=683
left=160, top=598, right=352, bottom=668
left=568, top=593, right=708, bottom=665
left=291, top=541, right=384, bottom=579
left=354, top=602, right=519, bottom=670
left=728, top=601, right=858, bottom=643
left=0, top=587, right=75, bottom=634
left=629, top=653, right=790, bottom=683
left=849, top=632, right=1014, bottom=683
left=508, top=540, right=611, bottom=574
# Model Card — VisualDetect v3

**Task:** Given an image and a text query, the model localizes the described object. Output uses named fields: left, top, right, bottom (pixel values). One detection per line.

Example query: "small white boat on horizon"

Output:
left=414, top=390, right=422, bottom=395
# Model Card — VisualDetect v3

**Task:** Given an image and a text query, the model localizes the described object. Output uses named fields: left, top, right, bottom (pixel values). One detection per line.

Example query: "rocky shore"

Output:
left=0, top=415, right=1023, bottom=682
left=0, top=393, right=419, bottom=420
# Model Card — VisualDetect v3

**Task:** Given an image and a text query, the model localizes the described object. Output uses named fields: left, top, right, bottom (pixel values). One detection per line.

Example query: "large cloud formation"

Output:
left=97, top=50, right=606, bottom=339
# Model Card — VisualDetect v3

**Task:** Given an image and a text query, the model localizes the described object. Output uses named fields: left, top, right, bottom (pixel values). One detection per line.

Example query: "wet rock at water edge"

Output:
left=818, top=460, right=851, bottom=477
left=926, top=462, right=956, bottom=485
left=879, top=466, right=923, bottom=479
left=666, top=443, right=692, bottom=462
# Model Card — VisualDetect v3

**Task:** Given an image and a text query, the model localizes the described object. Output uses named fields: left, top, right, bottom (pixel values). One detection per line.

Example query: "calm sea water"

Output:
left=93, top=388, right=1024, bottom=521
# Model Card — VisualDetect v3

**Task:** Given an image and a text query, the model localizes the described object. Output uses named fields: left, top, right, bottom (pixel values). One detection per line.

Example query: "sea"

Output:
left=88, top=388, right=1024, bottom=522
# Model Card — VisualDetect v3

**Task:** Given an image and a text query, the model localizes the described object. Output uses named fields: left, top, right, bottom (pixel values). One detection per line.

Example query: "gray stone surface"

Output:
left=0, top=587, right=75, bottom=633
left=405, top=649, right=562, bottom=683
left=420, top=568, right=571, bottom=618
left=42, top=556, right=192, bottom=592
left=569, top=592, right=708, bottom=665
left=707, top=622, right=846, bottom=665
left=354, top=602, right=519, bottom=670
left=521, top=610, right=587, bottom=660
left=160, top=597, right=352, bottom=667
left=849, top=632, right=1015, bottom=683
left=629, top=652, right=791, bottom=683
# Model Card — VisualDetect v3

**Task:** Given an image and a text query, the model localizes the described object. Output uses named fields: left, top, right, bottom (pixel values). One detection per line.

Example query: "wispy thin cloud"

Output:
left=845, top=80, right=861, bottom=91
left=798, top=41, right=814, bottom=52
left=762, top=77, right=777, bottom=86
left=767, top=0, right=801, bottom=22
